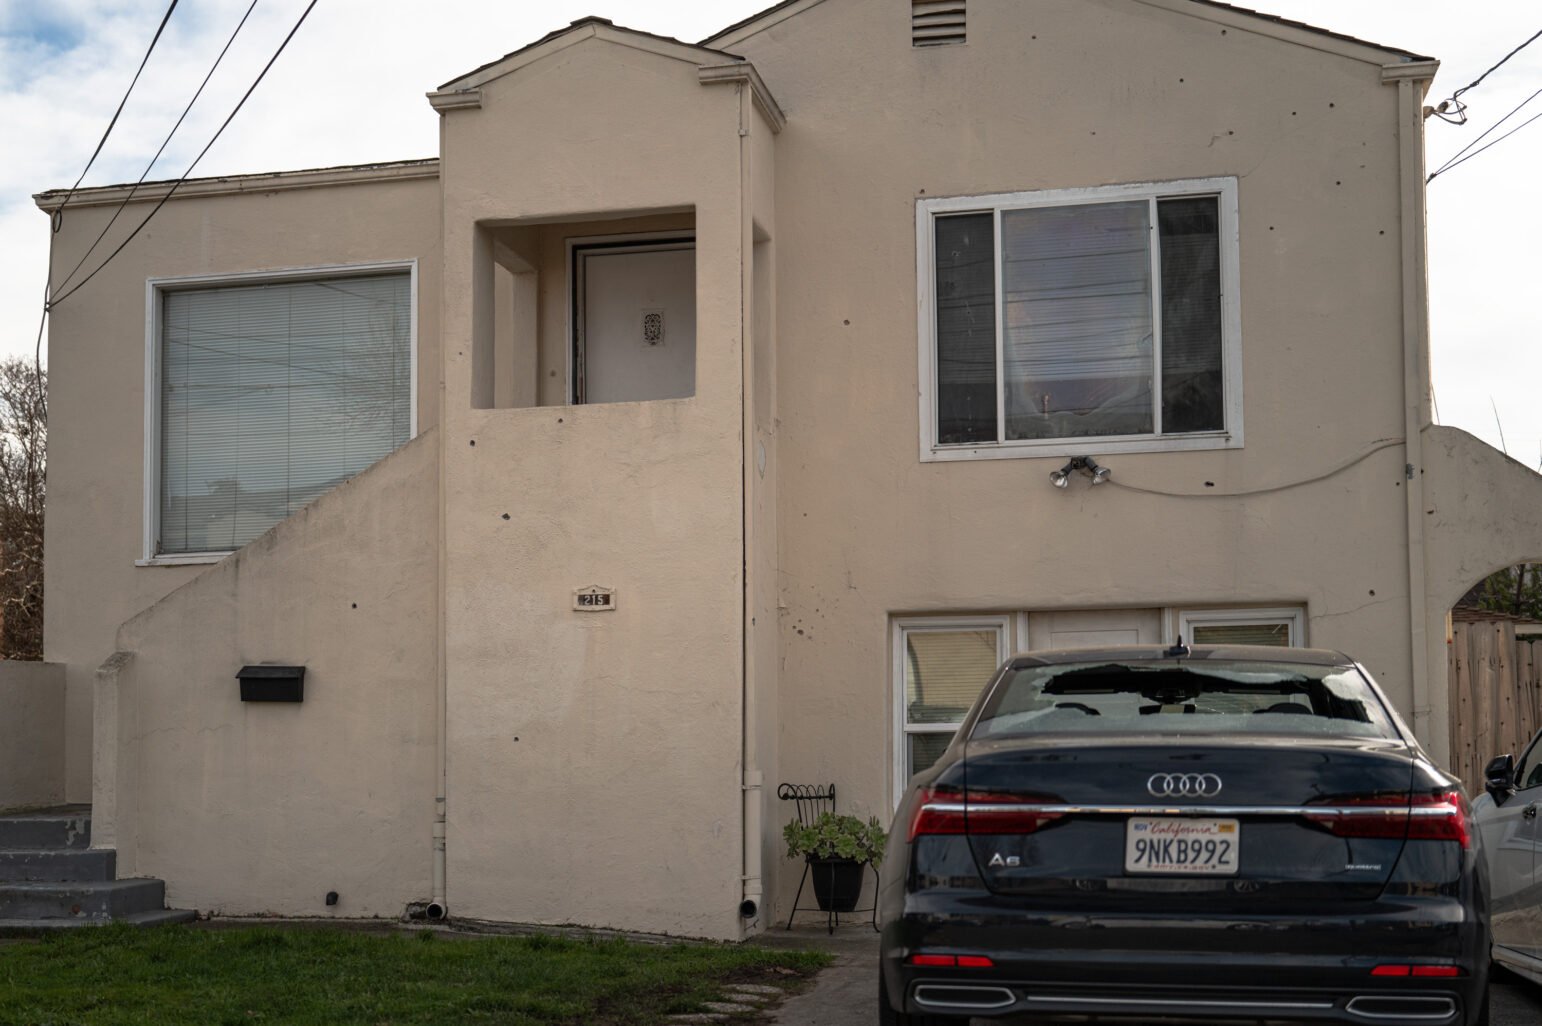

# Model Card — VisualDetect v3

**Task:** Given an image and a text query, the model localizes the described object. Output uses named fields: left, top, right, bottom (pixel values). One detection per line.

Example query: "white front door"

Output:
left=577, top=244, right=695, bottom=404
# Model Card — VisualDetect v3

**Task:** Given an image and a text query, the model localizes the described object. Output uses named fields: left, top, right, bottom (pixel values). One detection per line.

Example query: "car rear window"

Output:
left=972, top=661, right=1401, bottom=740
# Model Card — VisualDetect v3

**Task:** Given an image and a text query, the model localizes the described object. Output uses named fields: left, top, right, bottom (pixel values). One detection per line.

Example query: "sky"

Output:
left=1, top=0, right=1538, bottom=461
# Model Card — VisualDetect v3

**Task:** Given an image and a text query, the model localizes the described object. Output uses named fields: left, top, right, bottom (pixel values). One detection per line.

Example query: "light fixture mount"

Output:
left=1048, top=455, right=1111, bottom=489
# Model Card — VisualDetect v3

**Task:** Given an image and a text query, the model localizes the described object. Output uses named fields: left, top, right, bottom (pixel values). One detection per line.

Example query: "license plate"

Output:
left=1124, top=817, right=1240, bottom=875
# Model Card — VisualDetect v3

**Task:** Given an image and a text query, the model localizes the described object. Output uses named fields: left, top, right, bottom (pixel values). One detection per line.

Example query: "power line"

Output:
left=37, top=0, right=181, bottom=391
left=1429, top=86, right=1542, bottom=183
left=50, top=0, right=182, bottom=223
left=52, top=0, right=262, bottom=299
left=47, top=0, right=321, bottom=311
left=1452, top=27, right=1542, bottom=102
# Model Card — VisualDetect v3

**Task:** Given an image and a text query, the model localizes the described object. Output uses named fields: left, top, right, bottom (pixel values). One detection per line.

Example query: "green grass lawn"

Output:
left=0, top=925, right=829, bottom=1026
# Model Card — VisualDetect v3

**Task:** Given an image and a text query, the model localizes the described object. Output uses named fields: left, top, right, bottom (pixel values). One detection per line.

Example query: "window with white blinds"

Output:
left=1180, top=608, right=1304, bottom=648
left=895, top=618, right=1008, bottom=785
left=156, top=271, right=413, bottom=556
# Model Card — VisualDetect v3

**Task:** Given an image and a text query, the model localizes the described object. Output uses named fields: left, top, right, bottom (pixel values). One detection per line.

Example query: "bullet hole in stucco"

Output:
left=1369, top=590, right=1376, bottom=596
left=1227, top=130, right=1234, bottom=136
left=1204, top=481, right=1216, bottom=488
left=919, top=188, right=926, bottom=194
left=557, top=417, right=564, bottom=423
left=1291, top=111, right=1298, bottom=116
left=843, top=319, right=850, bottom=326
left=501, top=513, right=510, bottom=520
left=1380, top=230, right=1386, bottom=235
left=1221, top=29, right=1227, bottom=35
left=1179, top=78, right=1185, bottom=83
left=469, top=439, right=476, bottom=447
left=1336, top=181, right=1342, bottom=186
left=351, top=603, right=358, bottom=609
left=1329, top=102, right=1336, bottom=108
left=1269, top=226, right=1275, bottom=231
left=513, top=736, right=519, bottom=742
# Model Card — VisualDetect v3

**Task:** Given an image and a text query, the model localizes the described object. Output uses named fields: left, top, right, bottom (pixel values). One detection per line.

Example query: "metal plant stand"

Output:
left=778, top=782, right=880, bottom=934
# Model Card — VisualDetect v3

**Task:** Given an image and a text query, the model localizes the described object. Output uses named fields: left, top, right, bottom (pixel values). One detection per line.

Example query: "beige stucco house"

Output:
left=14, top=0, right=1542, bottom=940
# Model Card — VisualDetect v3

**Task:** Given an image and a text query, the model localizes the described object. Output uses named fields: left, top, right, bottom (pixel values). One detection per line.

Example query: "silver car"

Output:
left=1473, top=726, right=1542, bottom=986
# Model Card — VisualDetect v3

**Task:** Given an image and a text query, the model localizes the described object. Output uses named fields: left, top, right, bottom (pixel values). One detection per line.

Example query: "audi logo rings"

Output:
left=1147, top=773, right=1224, bottom=798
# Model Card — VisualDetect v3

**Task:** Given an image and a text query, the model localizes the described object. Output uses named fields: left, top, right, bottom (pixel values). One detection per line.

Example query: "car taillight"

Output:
left=909, top=786, right=967, bottom=840
left=1305, top=789, right=1471, bottom=849
left=908, top=786, right=1064, bottom=842
left=907, top=954, right=995, bottom=968
left=1372, top=964, right=1465, bottom=978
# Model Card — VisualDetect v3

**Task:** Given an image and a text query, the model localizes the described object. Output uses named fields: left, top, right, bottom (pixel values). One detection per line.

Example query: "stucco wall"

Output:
left=437, top=35, right=751, bottom=939
left=727, top=0, right=1427, bottom=909
left=42, top=172, right=442, bottom=803
left=105, top=432, right=439, bottom=917
left=0, top=661, right=66, bottom=811
left=1422, top=425, right=1542, bottom=747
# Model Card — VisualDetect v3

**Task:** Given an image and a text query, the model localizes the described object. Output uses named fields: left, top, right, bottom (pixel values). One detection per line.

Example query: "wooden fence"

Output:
left=1448, top=619, right=1542, bottom=790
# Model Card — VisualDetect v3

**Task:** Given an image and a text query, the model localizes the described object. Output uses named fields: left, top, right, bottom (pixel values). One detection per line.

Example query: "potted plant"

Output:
left=783, top=812, right=887, bottom=912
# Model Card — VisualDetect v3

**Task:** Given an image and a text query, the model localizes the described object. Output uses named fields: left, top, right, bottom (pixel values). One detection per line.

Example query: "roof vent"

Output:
left=912, top=1, right=966, bottom=47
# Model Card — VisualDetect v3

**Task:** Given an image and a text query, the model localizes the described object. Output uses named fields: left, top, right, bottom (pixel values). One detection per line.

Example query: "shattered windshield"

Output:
left=971, top=661, right=1401, bottom=740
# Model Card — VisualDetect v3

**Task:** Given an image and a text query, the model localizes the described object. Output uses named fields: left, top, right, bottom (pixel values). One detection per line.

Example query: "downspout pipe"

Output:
left=429, top=108, right=451, bottom=922
left=736, top=79, right=764, bottom=931
left=1383, top=60, right=1440, bottom=756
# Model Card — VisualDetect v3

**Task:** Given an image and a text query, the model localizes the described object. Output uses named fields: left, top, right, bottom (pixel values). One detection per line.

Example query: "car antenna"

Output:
left=1164, top=636, right=1191, bottom=658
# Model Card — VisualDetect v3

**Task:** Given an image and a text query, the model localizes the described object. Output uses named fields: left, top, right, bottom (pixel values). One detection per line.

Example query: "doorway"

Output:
left=572, top=237, right=695, bottom=404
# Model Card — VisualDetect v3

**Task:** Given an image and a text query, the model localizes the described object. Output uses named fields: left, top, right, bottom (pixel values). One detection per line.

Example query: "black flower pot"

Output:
left=809, top=857, right=866, bottom=912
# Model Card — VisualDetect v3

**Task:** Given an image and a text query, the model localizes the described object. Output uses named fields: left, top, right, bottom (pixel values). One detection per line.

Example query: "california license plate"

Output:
left=1124, top=817, right=1240, bottom=875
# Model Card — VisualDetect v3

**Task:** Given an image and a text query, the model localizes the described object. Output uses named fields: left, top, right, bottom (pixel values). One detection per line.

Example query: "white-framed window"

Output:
left=892, top=615, right=1009, bottom=798
left=1177, top=607, right=1305, bottom=648
left=916, top=178, right=1243, bottom=461
left=142, top=262, right=417, bottom=564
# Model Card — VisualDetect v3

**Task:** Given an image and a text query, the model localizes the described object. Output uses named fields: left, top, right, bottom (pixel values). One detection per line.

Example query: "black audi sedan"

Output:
left=878, top=645, right=1490, bottom=1026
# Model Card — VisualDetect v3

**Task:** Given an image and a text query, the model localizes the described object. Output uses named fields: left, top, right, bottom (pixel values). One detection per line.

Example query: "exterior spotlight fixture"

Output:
left=1049, top=456, right=1111, bottom=489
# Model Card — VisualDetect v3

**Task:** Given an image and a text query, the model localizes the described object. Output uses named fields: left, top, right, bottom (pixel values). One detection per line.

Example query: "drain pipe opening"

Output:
left=425, top=901, right=448, bottom=921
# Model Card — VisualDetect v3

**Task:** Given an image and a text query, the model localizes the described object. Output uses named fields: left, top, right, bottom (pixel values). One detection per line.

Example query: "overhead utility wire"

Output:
left=1430, top=26, right=1542, bottom=123
left=47, top=0, right=321, bottom=310
left=1451, top=27, right=1542, bottom=102
left=52, top=0, right=262, bottom=298
left=36, top=0, right=181, bottom=390
left=1429, top=85, right=1542, bottom=183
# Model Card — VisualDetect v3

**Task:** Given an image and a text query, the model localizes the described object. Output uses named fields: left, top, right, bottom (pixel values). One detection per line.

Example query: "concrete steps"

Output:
left=0, top=806, right=194, bottom=932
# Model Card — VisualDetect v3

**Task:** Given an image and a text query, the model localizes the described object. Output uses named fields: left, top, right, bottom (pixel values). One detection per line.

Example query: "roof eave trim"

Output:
left=427, top=88, right=482, bottom=113
left=33, top=159, right=440, bottom=212
left=1130, top=0, right=1429, bottom=66
left=698, top=62, right=786, bottom=134
left=704, top=0, right=827, bottom=48
left=1382, top=60, right=1440, bottom=85
left=440, top=20, right=743, bottom=95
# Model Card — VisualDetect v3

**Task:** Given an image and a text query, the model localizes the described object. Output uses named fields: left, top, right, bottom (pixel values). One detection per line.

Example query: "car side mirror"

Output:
left=1484, top=754, right=1515, bottom=804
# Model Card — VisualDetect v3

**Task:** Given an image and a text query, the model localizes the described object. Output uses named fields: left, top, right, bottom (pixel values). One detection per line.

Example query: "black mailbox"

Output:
left=236, top=665, right=306, bottom=703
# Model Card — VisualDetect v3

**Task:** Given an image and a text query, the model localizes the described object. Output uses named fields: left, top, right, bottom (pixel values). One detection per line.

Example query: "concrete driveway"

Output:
left=758, top=926, right=1542, bottom=1025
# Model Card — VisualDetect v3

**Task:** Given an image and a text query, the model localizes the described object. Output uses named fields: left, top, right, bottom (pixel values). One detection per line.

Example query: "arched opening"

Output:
left=1445, top=561, right=1542, bottom=788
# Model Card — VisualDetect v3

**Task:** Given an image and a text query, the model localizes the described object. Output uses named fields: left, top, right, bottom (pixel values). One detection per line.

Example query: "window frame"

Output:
left=891, top=614, right=1010, bottom=804
left=140, top=260, right=419, bottom=566
left=1514, top=730, right=1542, bottom=793
left=1177, top=606, right=1305, bottom=648
left=916, top=177, right=1243, bottom=462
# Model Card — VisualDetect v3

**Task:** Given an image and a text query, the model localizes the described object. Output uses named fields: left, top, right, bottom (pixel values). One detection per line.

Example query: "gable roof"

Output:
left=703, top=0, right=1430, bottom=64
left=437, top=16, right=742, bottom=93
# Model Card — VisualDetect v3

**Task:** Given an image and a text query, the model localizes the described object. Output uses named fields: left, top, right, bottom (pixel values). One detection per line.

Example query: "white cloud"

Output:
left=3, top=0, right=1538, bottom=460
